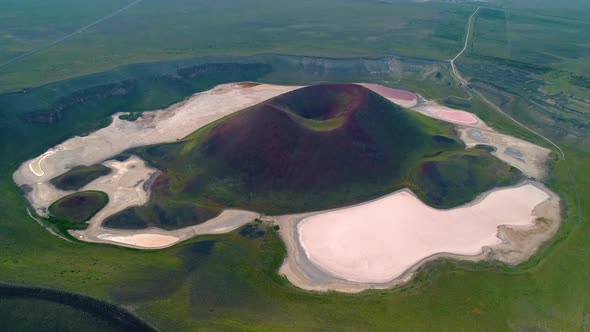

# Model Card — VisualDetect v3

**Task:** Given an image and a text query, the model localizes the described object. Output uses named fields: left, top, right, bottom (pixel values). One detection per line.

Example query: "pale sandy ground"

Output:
left=459, top=127, right=551, bottom=180
left=13, top=82, right=297, bottom=248
left=23, top=156, right=156, bottom=218
left=415, top=100, right=550, bottom=180
left=73, top=209, right=259, bottom=249
left=12, top=82, right=560, bottom=290
left=12, top=82, right=417, bottom=244
left=97, top=233, right=179, bottom=248
left=13, top=83, right=302, bottom=190
left=79, top=157, right=158, bottom=236
left=13, top=82, right=301, bottom=246
left=275, top=181, right=560, bottom=292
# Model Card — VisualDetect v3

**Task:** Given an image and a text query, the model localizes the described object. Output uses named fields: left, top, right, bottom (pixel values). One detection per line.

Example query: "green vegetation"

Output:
left=50, top=164, right=112, bottom=191
left=0, top=57, right=587, bottom=329
left=461, top=6, right=590, bottom=142
left=0, top=284, right=155, bottom=332
left=570, top=74, right=590, bottom=89
left=103, top=84, right=519, bottom=230
left=0, top=0, right=473, bottom=92
left=0, top=0, right=589, bottom=329
left=409, top=151, right=520, bottom=207
left=0, top=298, right=137, bottom=332
left=118, top=112, right=142, bottom=122
left=48, top=190, right=108, bottom=224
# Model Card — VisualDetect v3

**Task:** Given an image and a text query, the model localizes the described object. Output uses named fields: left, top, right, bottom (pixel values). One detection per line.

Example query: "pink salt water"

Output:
left=298, top=184, right=549, bottom=283
left=430, top=106, right=478, bottom=124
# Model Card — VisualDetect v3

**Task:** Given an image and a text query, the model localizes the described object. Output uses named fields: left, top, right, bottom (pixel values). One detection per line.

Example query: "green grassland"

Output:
left=0, top=297, right=126, bottom=332
left=0, top=53, right=586, bottom=329
left=460, top=6, right=590, bottom=143
left=0, top=0, right=589, bottom=330
left=0, top=0, right=473, bottom=92
left=0, top=283, right=156, bottom=331
left=0, top=0, right=130, bottom=61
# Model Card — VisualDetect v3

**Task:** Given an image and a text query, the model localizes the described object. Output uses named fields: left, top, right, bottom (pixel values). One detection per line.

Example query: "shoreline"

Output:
left=72, top=209, right=260, bottom=250
left=11, top=81, right=560, bottom=292
left=276, top=180, right=560, bottom=293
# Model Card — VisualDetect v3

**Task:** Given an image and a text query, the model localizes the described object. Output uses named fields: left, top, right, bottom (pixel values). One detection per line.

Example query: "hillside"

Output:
left=104, top=84, right=520, bottom=230
left=50, top=164, right=112, bottom=191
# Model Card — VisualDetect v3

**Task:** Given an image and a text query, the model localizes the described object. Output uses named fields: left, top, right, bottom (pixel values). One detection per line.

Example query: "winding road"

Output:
left=450, top=7, right=480, bottom=87
left=449, top=7, right=565, bottom=161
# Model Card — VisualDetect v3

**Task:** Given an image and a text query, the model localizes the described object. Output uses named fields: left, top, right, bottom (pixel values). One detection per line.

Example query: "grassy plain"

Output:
left=0, top=53, right=586, bottom=330
left=0, top=0, right=472, bottom=92
left=0, top=283, right=155, bottom=331
left=0, top=297, right=135, bottom=331
left=461, top=6, right=590, bottom=142
left=0, top=0, right=589, bottom=330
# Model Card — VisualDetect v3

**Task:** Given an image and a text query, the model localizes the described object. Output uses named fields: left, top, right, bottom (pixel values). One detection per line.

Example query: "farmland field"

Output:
left=0, top=0, right=589, bottom=330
